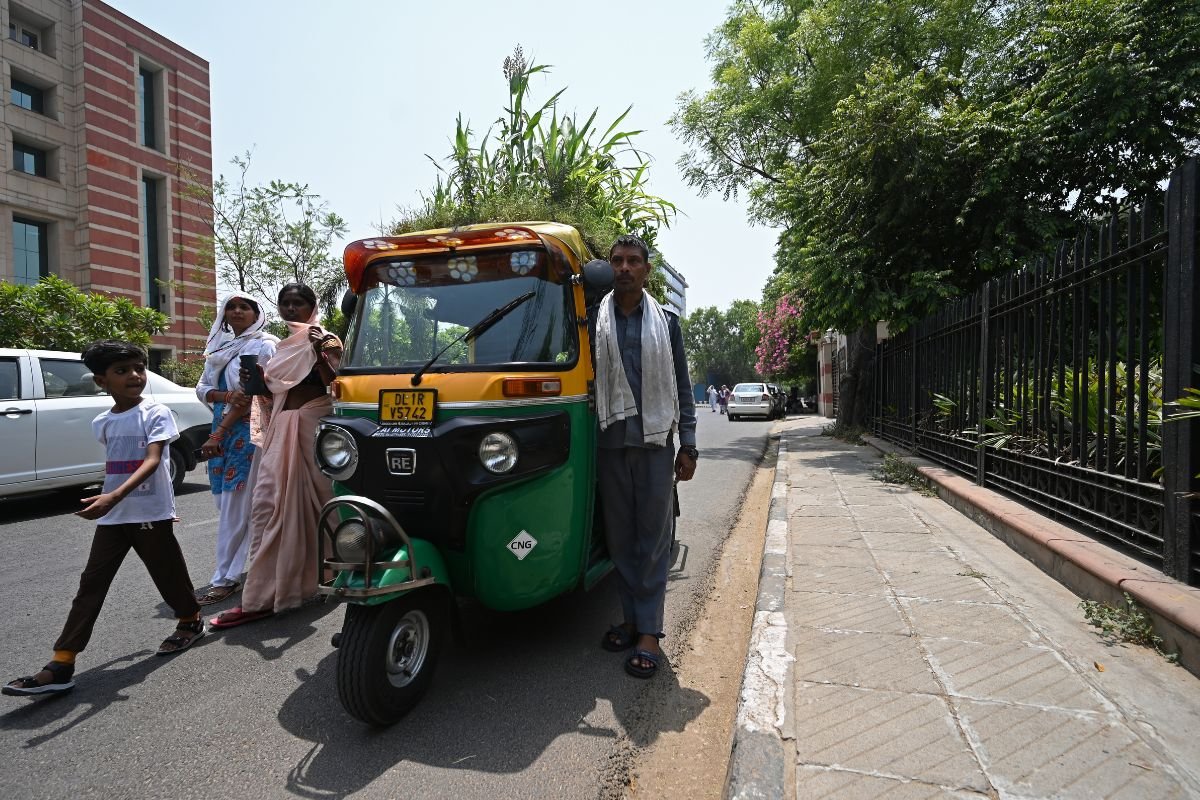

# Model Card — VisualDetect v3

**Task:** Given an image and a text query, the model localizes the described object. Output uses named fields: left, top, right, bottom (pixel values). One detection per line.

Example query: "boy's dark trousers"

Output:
left=54, top=520, right=200, bottom=653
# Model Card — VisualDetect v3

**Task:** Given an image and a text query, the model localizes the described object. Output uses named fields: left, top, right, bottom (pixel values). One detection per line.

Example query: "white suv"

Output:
left=0, top=348, right=213, bottom=498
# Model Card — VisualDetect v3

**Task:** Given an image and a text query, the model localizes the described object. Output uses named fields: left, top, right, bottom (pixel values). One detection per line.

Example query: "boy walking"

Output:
left=4, top=341, right=204, bottom=696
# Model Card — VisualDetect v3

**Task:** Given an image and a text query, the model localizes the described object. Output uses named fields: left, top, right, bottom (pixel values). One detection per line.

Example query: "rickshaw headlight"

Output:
left=333, top=519, right=370, bottom=564
left=316, top=426, right=358, bottom=480
left=479, top=432, right=518, bottom=474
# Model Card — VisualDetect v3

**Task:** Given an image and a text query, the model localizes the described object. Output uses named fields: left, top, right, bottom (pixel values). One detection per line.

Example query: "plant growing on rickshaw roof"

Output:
left=389, top=46, right=677, bottom=301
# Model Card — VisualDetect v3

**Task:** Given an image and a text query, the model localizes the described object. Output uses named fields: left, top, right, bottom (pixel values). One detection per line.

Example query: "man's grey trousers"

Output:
left=597, top=444, right=675, bottom=638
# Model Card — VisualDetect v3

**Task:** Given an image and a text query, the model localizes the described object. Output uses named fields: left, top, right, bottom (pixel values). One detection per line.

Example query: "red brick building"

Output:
left=1, top=0, right=213, bottom=363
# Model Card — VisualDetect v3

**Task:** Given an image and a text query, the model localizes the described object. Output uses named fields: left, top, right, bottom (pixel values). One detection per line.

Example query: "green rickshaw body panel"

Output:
left=333, top=398, right=598, bottom=610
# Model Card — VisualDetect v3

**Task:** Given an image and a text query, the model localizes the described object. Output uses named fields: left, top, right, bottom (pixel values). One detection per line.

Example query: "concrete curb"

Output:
left=863, top=435, right=1200, bottom=676
left=724, top=433, right=793, bottom=800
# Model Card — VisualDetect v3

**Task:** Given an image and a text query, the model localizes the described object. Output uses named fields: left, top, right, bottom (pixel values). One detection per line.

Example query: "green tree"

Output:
left=682, top=300, right=762, bottom=386
left=390, top=46, right=677, bottom=301
left=0, top=276, right=169, bottom=351
left=184, top=151, right=348, bottom=314
left=674, top=0, right=1200, bottom=424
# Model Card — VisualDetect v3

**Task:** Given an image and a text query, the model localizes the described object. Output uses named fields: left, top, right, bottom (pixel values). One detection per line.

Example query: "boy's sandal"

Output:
left=196, top=583, right=240, bottom=606
left=208, top=607, right=273, bottom=630
left=2, top=661, right=76, bottom=696
left=601, top=624, right=637, bottom=652
left=156, top=619, right=206, bottom=656
left=624, top=649, right=662, bottom=679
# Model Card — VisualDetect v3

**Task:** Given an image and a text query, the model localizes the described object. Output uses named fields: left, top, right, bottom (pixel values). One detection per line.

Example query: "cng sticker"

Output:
left=507, top=530, right=537, bottom=561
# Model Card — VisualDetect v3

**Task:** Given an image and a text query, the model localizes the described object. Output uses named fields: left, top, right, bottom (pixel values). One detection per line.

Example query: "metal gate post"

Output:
left=1163, top=158, right=1200, bottom=583
left=977, top=285, right=991, bottom=486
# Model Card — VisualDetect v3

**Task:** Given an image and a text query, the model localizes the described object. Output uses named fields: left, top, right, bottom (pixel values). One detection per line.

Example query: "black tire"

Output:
left=728, top=413, right=736, bottom=421
left=336, top=590, right=447, bottom=726
left=168, top=446, right=187, bottom=492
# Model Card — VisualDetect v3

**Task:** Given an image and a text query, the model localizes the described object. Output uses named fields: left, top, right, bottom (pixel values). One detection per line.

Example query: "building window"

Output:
left=141, top=176, right=166, bottom=310
left=10, top=78, right=44, bottom=113
left=13, top=217, right=48, bottom=286
left=13, top=142, right=47, bottom=177
left=8, top=21, right=39, bottom=51
left=138, top=67, right=159, bottom=150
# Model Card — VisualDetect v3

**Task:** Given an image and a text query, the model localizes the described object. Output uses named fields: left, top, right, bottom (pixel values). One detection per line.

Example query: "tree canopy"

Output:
left=674, top=0, right=1200, bottom=334
left=682, top=299, right=763, bottom=387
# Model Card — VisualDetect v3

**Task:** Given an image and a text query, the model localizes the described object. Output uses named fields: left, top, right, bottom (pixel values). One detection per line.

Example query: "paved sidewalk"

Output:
left=728, top=418, right=1200, bottom=799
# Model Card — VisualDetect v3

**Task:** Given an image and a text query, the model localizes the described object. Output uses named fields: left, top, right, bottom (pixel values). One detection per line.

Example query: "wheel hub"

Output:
left=385, top=609, right=430, bottom=688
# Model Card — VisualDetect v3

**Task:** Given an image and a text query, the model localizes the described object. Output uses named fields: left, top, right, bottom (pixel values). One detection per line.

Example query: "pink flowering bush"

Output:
left=755, top=292, right=806, bottom=378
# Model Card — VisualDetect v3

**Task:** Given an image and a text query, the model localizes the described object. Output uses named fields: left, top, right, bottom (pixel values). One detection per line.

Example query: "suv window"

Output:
left=40, top=359, right=104, bottom=398
left=0, top=358, right=19, bottom=400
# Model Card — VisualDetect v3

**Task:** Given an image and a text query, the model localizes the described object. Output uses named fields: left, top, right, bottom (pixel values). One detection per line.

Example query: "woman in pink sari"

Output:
left=209, top=283, right=341, bottom=628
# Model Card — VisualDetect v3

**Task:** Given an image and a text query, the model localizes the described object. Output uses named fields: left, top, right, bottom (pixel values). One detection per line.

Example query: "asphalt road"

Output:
left=0, top=408, right=779, bottom=799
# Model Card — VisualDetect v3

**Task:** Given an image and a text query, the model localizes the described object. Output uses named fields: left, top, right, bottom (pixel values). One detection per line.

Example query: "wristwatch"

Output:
left=679, top=445, right=699, bottom=459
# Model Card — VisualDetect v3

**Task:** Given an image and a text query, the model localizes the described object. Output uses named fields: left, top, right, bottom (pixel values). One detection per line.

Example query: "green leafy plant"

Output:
left=0, top=276, right=169, bottom=350
left=873, top=453, right=937, bottom=495
left=390, top=46, right=677, bottom=301
left=821, top=421, right=866, bottom=445
left=1079, top=593, right=1179, bottom=663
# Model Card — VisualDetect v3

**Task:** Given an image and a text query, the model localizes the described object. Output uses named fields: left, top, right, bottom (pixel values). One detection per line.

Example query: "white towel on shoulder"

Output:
left=595, top=290, right=679, bottom=446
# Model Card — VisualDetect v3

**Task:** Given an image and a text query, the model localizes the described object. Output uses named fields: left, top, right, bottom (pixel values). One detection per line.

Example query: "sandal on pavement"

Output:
left=208, top=607, right=273, bottom=630
left=601, top=624, right=637, bottom=652
left=157, top=619, right=206, bottom=656
left=624, top=648, right=662, bottom=679
left=3, top=661, right=75, bottom=696
left=196, top=583, right=240, bottom=606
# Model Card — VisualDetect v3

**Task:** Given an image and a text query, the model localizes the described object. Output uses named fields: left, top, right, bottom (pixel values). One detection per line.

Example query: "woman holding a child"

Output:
left=194, top=292, right=277, bottom=605
left=210, top=283, right=341, bottom=628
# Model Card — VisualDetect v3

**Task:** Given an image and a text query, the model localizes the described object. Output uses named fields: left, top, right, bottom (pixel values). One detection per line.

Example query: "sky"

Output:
left=106, top=0, right=781, bottom=314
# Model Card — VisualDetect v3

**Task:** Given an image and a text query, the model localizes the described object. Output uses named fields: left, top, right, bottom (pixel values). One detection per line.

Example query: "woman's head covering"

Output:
left=204, top=291, right=269, bottom=370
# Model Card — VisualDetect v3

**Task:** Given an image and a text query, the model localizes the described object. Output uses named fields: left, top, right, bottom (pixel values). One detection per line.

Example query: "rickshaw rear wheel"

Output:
left=336, top=590, right=447, bottom=726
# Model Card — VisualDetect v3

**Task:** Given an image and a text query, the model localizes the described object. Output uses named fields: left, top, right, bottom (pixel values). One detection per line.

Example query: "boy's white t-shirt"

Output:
left=90, top=399, right=179, bottom=525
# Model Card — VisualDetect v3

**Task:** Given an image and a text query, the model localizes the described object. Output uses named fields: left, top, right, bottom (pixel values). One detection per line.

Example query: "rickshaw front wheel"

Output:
left=336, top=591, right=447, bottom=726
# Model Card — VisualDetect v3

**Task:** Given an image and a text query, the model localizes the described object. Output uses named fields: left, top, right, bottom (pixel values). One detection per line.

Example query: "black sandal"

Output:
left=156, top=619, right=206, bottom=656
left=601, top=624, right=637, bottom=652
left=3, top=661, right=75, bottom=696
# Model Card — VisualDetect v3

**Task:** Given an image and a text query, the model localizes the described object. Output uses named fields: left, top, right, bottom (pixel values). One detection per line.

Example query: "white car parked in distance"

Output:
left=0, top=348, right=213, bottom=499
left=727, top=382, right=774, bottom=421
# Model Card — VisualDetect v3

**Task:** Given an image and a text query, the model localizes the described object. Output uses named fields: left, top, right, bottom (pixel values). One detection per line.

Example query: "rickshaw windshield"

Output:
left=342, top=247, right=577, bottom=373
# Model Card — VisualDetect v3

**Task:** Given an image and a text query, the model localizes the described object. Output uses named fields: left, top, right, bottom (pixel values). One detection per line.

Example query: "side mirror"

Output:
left=340, top=289, right=358, bottom=320
left=582, top=259, right=613, bottom=302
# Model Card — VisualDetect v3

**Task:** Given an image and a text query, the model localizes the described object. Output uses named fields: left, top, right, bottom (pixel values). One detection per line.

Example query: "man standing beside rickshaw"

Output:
left=593, top=235, right=698, bottom=678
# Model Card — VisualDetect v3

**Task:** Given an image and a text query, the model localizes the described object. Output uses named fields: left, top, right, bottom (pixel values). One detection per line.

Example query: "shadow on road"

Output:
left=700, top=431, right=772, bottom=466
left=0, top=650, right=174, bottom=747
left=275, top=587, right=709, bottom=797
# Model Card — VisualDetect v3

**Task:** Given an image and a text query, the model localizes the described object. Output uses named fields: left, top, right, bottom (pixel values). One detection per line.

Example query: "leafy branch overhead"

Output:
left=181, top=151, right=348, bottom=313
left=391, top=45, right=678, bottom=297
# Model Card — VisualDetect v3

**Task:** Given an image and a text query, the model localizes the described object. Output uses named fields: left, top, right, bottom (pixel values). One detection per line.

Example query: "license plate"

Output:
left=386, top=448, right=417, bottom=475
left=379, top=388, right=437, bottom=425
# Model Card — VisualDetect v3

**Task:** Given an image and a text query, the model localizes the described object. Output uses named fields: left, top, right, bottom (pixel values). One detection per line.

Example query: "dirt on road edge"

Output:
left=621, top=435, right=776, bottom=799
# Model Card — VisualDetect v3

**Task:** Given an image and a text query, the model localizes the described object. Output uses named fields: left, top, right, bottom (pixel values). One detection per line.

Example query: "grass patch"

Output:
left=821, top=422, right=866, bottom=445
left=873, top=453, right=937, bottom=496
left=957, top=568, right=991, bottom=580
left=1079, top=593, right=1179, bottom=663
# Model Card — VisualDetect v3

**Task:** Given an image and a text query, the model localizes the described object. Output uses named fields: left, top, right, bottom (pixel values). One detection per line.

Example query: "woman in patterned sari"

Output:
left=195, top=292, right=277, bottom=605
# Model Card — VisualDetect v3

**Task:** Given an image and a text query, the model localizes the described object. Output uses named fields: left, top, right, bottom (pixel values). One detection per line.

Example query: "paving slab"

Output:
left=793, top=683, right=989, bottom=792
left=902, top=597, right=1041, bottom=645
left=794, top=767, right=991, bottom=799
left=786, top=590, right=910, bottom=635
left=793, top=628, right=942, bottom=693
left=791, top=543, right=878, bottom=568
left=924, top=639, right=1106, bottom=711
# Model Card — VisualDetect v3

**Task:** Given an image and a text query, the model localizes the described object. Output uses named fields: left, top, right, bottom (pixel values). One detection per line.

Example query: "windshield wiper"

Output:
left=411, top=291, right=536, bottom=386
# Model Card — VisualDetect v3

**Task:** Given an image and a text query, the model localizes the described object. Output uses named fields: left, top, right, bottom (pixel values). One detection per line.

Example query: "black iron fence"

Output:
left=873, top=159, right=1200, bottom=586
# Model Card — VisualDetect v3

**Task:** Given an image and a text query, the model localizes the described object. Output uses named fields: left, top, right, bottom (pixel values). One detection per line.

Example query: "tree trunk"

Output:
left=835, top=323, right=876, bottom=429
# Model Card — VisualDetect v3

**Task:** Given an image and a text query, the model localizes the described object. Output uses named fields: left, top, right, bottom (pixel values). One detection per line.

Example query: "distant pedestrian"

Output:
left=719, top=385, right=730, bottom=414
left=4, top=341, right=203, bottom=697
left=707, top=384, right=718, bottom=412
